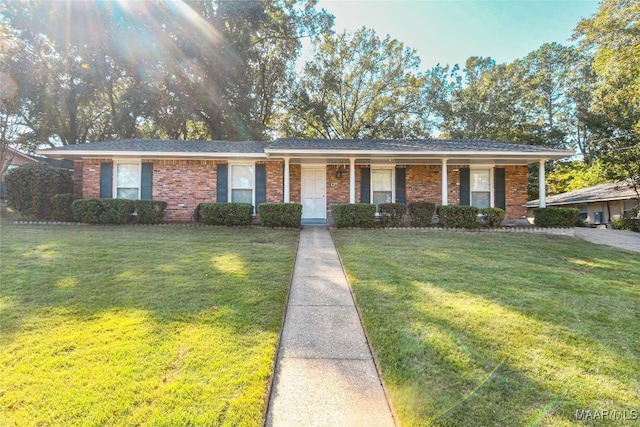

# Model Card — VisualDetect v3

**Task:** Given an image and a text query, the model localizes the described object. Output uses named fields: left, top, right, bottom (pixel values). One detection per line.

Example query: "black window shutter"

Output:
left=395, top=167, right=406, bottom=204
left=460, top=168, right=470, bottom=205
left=360, top=167, right=370, bottom=204
left=217, top=163, right=228, bottom=203
left=100, top=162, right=113, bottom=198
left=255, top=163, right=266, bottom=208
left=494, top=168, right=506, bottom=210
left=141, top=163, right=153, bottom=200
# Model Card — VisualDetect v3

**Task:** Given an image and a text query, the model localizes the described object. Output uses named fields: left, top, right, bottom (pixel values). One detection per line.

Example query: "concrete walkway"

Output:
left=266, top=227, right=395, bottom=427
left=574, top=228, right=640, bottom=253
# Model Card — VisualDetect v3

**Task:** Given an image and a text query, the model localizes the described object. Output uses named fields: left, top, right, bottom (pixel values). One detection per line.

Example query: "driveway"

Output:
left=574, top=228, right=640, bottom=253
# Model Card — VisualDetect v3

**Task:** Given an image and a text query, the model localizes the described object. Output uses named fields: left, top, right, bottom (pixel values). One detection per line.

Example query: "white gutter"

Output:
left=36, top=150, right=267, bottom=159
left=264, top=148, right=574, bottom=159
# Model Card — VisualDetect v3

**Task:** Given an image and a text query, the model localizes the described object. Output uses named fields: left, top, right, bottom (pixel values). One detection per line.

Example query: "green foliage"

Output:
left=71, top=199, right=135, bottom=224
left=547, top=160, right=609, bottom=195
left=282, top=28, right=430, bottom=139
left=377, top=203, right=406, bottom=227
left=258, top=203, right=303, bottom=228
left=331, top=204, right=377, bottom=228
left=49, top=193, right=75, bottom=222
left=4, top=163, right=74, bottom=219
left=437, top=205, right=479, bottom=228
left=2, top=0, right=332, bottom=143
left=408, top=201, right=436, bottom=227
left=134, top=200, right=167, bottom=224
left=533, top=207, right=580, bottom=227
left=480, top=207, right=506, bottom=227
left=199, top=203, right=253, bottom=226
left=71, top=199, right=102, bottom=224
left=612, top=207, right=639, bottom=233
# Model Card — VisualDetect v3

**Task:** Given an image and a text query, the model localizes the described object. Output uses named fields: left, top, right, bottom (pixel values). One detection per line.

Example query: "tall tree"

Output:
left=0, top=0, right=332, bottom=145
left=280, top=28, right=430, bottom=139
left=574, top=0, right=640, bottom=197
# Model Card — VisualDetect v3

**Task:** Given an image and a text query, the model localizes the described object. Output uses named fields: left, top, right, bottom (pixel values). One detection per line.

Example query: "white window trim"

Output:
left=370, top=166, right=396, bottom=208
left=113, top=160, right=142, bottom=200
left=228, top=161, right=256, bottom=206
left=469, top=167, right=494, bottom=209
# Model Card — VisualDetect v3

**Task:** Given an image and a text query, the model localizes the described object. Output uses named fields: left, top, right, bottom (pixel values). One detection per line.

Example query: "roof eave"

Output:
left=36, top=150, right=267, bottom=160
left=264, top=148, right=574, bottom=160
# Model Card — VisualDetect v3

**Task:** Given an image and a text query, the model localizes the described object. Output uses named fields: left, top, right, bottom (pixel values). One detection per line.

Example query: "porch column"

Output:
left=539, top=159, right=546, bottom=208
left=283, top=157, right=290, bottom=203
left=441, top=158, right=448, bottom=206
left=349, top=157, right=356, bottom=204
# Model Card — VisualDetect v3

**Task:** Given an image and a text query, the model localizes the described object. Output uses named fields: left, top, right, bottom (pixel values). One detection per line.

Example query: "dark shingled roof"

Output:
left=267, top=138, right=565, bottom=153
left=527, top=181, right=639, bottom=207
left=45, top=139, right=268, bottom=153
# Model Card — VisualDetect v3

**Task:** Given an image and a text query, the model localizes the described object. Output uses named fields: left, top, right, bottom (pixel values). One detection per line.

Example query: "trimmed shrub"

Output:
left=134, top=200, right=167, bottom=224
left=332, top=204, right=376, bottom=228
left=50, top=193, right=75, bottom=222
left=533, top=207, right=580, bottom=227
left=437, top=205, right=479, bottom=228
left=378, top=203, right=406, bottom=227
left=4, top=163, right=73, bottom=219
left=480, top=207, right=506, bottom=228
left=72, top=199, right=103, bottom=224
left=408, top=201, right=436, bottom=227
left=99, top=199, right=135, bottom=224
left=259, top=203, right=303, bottom=228
left=71, top=199, right=135, bottom=224
left=199, top=203, right=253, bottom=226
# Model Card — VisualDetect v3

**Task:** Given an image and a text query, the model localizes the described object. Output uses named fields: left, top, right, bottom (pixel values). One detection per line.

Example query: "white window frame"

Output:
left=113, top=160, right=141, bottom=200
left=228, top=162, right=255, bottom=206
left=469, top=167, right=494, bottom=209
left=370, top=166, right=395, bottom=209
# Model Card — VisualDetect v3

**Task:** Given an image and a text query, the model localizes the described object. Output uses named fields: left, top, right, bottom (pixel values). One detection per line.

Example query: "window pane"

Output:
left=232, top=189, right=252, bottom=204
left=117, top=164, right=140, bottom=188
left=117, top=188, right=139, bottom=200
left=373, top=191, right=392, bottom=206
left=372, top=169, right=393, bottom=191
left=231, top=165, right=253, bottom=189
left=471, top=191, right=490, bottom=209
left=471, top=170, right=490, bottom=191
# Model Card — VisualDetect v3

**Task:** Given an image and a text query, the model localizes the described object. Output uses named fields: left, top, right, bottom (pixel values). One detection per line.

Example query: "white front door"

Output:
left=301, top=166, right=326, bottom=219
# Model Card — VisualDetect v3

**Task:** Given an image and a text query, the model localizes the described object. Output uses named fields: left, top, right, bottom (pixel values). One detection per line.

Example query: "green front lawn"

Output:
left=332, top=230, right=640, bottom=426
left=0, top=217, right=298, bottom=426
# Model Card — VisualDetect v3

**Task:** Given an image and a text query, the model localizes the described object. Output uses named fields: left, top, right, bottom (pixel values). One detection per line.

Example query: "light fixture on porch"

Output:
left=335, top=165, right=344, bottom=179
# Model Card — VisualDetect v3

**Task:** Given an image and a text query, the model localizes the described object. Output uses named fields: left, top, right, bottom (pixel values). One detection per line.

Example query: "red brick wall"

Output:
left=405, top=165, right=442, bottom=204
left=79, top=159, right=529, bottom=222
left=504, top=165, right=528, bottom=219
left=289, top=164, right=301, bottom=203
left=82, top=159, right=109, bottom=199
left=152, top=160, right=217, bottom=221
left=265, top=160, right=284, bottom=203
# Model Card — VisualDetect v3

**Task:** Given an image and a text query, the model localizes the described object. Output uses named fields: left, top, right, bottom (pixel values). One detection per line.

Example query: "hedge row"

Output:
left=332, top=203, right=506, bottom=229
left=71, top=199, right=167, bottom=224
left=533, top=207, right=580, bottom=227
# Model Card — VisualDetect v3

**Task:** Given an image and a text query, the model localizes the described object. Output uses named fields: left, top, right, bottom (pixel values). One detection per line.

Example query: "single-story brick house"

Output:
left=38, top=138, right=572, bottom=223
left=527, top=180, right=639, bottom=226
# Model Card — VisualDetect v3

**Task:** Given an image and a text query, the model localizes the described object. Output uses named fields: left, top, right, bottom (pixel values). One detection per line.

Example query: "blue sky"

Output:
left=317, top=0, right=600, bottom=70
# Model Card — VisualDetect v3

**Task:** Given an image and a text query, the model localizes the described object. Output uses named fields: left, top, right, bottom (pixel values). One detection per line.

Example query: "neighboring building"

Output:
left=38, top=138, right=572, bottom=223
left=527, top=181, right=639, bottom=226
